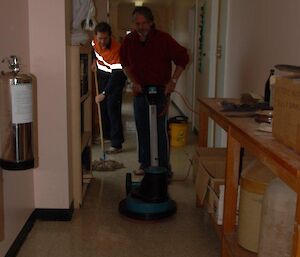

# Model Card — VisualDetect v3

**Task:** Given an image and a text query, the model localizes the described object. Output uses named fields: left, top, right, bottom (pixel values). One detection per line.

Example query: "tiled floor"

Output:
left=17, top=92, right=220, bottom=257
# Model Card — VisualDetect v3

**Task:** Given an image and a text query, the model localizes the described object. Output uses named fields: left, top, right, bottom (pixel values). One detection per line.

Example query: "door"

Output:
left=192, top=0, right=219, bottom=146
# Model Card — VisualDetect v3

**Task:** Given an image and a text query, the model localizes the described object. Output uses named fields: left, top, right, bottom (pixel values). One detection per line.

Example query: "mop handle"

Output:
left=94, top=71, right=105, bottom=160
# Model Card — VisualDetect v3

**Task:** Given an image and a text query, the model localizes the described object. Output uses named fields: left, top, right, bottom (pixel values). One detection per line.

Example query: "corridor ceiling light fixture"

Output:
left=134, top=1, right=143, bottom=6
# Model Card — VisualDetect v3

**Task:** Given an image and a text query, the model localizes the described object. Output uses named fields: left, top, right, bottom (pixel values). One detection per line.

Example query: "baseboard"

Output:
left=5, top=212, right=35, bottom=257
left=35, top=201, right=74, bottom=221
left=5, top=202, right=74, bottom=257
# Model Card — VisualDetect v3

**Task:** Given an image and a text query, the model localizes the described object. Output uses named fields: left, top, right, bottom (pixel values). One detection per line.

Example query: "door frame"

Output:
left=192, top=0, right=219, bottom=146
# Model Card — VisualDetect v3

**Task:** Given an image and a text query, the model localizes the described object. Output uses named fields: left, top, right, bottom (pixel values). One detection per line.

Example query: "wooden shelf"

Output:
left=224, top=233, right=257, bottom=257
left=198, top=97, right=300, bottom=257
left=69, top=45, right=93, bottom=208
left=80, top=92, right=90, bottom=103
left=82, top=183, right=89, bottom=199
left=81, top=132, right=92, bottom=152
left=83, top=169, right=93, bottom=184
left=80, top=42, right=92, bottom=54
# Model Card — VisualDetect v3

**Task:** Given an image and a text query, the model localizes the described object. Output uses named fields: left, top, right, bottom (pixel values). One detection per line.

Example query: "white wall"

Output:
left=0, top=1, right=35, bottom=254
left=169, top=0, right=195, bottom=119
left=224, top=0, right=300, bottom=98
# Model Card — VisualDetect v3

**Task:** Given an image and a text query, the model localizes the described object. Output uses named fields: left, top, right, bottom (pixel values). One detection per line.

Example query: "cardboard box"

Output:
left=195, top=147, right=252, bottom=218
left=195, top=148, right=227, bottom=210
left=206, top=179, right=225, bottom=214
left=210, top=184, right=240, bottom=225
left=192, top=150, right=200, bottom=183
left=273, top=75, right=300, bottom=152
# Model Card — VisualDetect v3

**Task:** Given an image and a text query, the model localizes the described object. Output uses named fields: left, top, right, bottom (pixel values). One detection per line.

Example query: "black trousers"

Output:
left=97, top=70, right=127, bottom=148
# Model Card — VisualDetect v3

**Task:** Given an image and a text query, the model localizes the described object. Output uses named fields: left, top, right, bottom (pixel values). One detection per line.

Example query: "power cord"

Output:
left=171, top=150, right=195, bottom=182
left=168, top=91, right=200, bottom=183
left=173, top=90, right=200, bottom=116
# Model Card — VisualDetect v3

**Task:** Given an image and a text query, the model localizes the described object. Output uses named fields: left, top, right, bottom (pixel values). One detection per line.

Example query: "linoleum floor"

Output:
left=17, top=92, right=220, bottom=257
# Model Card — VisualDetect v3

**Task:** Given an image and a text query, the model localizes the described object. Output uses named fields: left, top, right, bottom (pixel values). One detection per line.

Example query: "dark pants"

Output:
left=134, top=87, right=170, bottom=170
left=97, top=70, right=126, bottom=148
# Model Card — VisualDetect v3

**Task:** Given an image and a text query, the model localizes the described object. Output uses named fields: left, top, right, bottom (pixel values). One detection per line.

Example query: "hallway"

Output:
left=16, top=92, right=220, bottom=257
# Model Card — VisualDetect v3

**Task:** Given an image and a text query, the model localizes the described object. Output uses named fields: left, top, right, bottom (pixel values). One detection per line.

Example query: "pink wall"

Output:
left=0, top=0, right=35, bottom=255
left=0, top=0, right=72, bottom=254
left=0, top=171, right=34, bottom=256
left=28, top=0, right=71, bottom=208
left=0, top=1, right=30, bottom=72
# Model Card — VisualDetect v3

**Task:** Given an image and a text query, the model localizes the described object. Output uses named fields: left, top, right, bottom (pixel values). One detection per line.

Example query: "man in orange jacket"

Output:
left=92, top=22, right=127, bottom=153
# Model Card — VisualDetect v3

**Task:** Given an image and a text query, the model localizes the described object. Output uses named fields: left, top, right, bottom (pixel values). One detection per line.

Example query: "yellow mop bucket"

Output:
left=168, top=116, right=188, bottom=147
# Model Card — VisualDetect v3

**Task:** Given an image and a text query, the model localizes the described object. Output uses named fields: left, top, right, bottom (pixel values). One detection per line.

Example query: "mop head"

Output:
left=92, top=159, right=124, bottom=171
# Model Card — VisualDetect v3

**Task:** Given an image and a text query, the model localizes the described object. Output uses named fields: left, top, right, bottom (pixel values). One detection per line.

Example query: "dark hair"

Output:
left=132, top=6, right=154, bottom=22
left=94, top=22, right=112, bottom=36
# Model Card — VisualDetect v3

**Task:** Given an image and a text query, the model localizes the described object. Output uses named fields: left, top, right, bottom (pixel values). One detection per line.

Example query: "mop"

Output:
left=92, top=70, right=124, bottom=171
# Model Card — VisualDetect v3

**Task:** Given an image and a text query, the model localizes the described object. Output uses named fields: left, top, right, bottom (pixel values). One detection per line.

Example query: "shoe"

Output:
left=105, top=147, right=122, bottom=154
left=93, top=137, right=110, bottom=145
left=168, top=170, right=173, bottom=179
left=133, top=168, right=145, bottom=176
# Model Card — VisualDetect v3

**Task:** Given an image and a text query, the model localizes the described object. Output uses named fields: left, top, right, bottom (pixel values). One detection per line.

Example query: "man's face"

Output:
left=96, top=32, right=110, bottom=49
left=133, top=13, right=153, bottom=38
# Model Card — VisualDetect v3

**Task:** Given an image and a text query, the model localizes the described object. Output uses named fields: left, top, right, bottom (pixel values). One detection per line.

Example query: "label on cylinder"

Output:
left=10, top=83, right=33, bottom=124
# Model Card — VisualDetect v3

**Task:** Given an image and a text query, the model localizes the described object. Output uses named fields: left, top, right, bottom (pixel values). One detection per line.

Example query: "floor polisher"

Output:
left=119, top=86, right=176, bottom=220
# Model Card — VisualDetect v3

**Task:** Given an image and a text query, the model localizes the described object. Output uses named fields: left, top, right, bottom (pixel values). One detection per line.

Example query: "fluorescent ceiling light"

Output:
left=135, top=1, right=143, bottom=6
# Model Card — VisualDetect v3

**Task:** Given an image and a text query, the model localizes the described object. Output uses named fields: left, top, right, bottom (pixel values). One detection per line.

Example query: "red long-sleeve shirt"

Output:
left=120, top=29, right=189, bottom=87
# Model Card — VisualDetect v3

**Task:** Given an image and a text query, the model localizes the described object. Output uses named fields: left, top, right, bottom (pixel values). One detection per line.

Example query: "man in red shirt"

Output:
left=92, top=22, right=127, bottom=154
left=120, top=6, right=189, bottom=175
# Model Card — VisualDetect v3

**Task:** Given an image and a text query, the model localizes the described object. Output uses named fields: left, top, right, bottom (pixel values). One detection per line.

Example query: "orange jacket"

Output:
left=92, top=36, right=122, bottom=73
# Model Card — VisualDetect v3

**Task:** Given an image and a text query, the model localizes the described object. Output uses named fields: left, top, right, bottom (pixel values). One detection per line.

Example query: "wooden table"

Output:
left=198, top=98, right=300, bottom=257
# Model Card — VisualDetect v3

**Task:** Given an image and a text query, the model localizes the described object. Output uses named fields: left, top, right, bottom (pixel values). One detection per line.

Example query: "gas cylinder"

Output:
left=0, top=56, right=35, bottom=170
left=258, top=178, right=296, bottom=257
left=237, top=160, right=275, bottom=253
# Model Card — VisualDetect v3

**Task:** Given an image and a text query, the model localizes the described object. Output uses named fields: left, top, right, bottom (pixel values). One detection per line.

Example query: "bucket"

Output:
left=168, top=116, right=188, bottom=148
left=237, top=160, right=275, bottom=253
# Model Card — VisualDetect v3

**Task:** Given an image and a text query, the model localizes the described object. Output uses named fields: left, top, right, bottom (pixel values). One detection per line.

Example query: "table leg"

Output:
left=199, top=102, right=208, bottom=147
left=222, top=128, right=241, bottom=256
left=293, top=185, right=300, bottom=257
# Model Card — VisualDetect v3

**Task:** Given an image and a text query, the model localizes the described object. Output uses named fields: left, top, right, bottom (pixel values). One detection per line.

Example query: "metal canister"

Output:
left=0, top=56, right=34, bottom=170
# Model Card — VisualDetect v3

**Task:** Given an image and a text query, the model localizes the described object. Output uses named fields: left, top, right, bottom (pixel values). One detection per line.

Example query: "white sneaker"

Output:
left=105, top=147, right=122, bottom=154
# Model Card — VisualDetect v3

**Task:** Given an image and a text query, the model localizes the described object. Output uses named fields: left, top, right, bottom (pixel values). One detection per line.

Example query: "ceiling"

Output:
left=109, top=0, right=173, bottom=5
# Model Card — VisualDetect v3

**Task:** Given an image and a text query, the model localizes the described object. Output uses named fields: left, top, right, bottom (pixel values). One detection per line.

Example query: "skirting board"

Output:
left=35, top=201, right=74, bottom=221
left=5, top=202, right=74, bottom=257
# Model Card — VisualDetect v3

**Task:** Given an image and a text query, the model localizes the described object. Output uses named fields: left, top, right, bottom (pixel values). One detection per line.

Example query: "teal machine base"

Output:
left=119, top=168, right=176, bottom=220
left=119, top=86, right=176, bottom=220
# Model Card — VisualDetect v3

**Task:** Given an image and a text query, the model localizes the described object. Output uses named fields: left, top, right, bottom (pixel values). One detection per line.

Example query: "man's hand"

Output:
left=95, top=93, right=105, bottom=103
left=132, top=82, right=143, bottom=96
left=164, top=79, right=176, bottom=95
